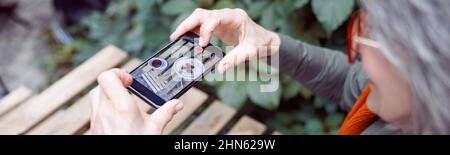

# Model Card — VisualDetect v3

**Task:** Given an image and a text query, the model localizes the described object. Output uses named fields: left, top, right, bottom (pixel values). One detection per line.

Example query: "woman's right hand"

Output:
left=170, top=8, right=280, bottom=74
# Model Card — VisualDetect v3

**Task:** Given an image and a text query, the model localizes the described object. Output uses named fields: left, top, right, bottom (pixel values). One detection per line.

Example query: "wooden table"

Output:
left=0, top=45, right=269, bottom=135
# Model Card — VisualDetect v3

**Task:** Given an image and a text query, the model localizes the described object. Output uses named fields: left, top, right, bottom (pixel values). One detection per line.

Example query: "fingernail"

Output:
left=170, top=34, right=176, bottom=41
left=194, top=46, right=203, bottom=53
left=175, top=101, right=184, bottom=113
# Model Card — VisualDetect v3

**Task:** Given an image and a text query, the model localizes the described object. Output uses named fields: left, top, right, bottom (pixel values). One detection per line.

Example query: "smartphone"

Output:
left=127, top=32, right=224, bottom=108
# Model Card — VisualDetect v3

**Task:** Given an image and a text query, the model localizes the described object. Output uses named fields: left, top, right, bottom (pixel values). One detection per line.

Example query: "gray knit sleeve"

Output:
left=272, top=34, right=368, bottom=111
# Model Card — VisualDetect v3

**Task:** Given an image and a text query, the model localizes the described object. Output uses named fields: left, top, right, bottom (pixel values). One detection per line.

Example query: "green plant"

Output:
left=47, top=0, right=356, bottom=134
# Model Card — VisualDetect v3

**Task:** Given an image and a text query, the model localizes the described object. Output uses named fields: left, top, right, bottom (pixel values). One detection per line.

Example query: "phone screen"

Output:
left=129, top=35, right=222, bottom=104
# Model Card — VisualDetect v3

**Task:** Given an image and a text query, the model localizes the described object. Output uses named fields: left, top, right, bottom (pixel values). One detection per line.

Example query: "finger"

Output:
left=148, top=99, right=184, bottom=130
left=199, top=19, right=219, bottom=47
left=120, top=69, right=134, bottom=87
left=170, top=9, right=206, bottom=41
left=192, top=27, right=201, bottom=35
left=97, top=69, right=134, bottom=107
left=89, top=87, right=110, bottom=134
left=218, top=45, right=257, bottom=74
left=89, top=87, right=101, bottom=126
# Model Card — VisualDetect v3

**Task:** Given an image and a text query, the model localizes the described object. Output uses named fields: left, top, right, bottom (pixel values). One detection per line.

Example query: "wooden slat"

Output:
left=28, top=94, right=148, bottom=135
left=163, top=88, right=208, bottom=134
left=227, top=115, right=266, bottom=135
left=0, top=86, right=33, bottom=116
left=83, top=129, right=92, bottom=135
left=272, top=131, right=282, bottom=135
left=27, top=59, right=145, bottom=135
left=182, top=101, right=236, bottom=135
left=27, top=95, right=90, bottom=135
left=0, top=45, right=128, bottom=134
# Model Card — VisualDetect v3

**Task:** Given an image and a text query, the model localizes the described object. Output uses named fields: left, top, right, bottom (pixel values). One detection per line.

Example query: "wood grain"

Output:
left=181, top=101, right=236, bottom=135
left=0, top=86, right=33, bottom=116
left=0, top=45, right=127, bottom=134
left=227, top=115, right=266, bottom=135
left=27, top=59, right=144, bottom=135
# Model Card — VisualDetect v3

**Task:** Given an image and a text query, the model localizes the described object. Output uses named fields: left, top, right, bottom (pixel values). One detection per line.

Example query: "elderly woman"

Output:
left=89, top=0, right=450, bottom=134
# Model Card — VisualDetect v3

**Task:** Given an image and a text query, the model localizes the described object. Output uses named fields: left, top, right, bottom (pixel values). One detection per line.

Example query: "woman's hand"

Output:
left=170, top=8, right=281, bottom=74
left=89, top=69, right=184, bottom=135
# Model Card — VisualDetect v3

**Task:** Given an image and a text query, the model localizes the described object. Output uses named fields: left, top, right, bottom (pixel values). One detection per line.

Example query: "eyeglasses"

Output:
left=346, top=11, right=381, bottom=64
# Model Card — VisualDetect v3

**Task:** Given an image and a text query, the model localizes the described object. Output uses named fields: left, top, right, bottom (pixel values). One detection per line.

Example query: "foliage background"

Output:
left=43, top=0, right=357, bottom=134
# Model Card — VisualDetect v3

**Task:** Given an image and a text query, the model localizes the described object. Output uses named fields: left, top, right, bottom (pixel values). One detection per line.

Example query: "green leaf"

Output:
left=213, top=0, right=235, bottom=9
left=106, top=0, right=133, bottom=18
left=312, top=0, right=355, bottom=33
left=295, top=110, right=312, bottom=122
left=293, top=0, right=309, bottom=9
left=145, top=25, right=171, bottom=49
left=328, top=127, right=340, bottom=135
left=81, top=13, right=110, bottom=39
left=306, top=22, right=328, bottom=39
left=123, top=23, right=145, bottom=52
left=136, top=0, right=156, bottom=12
left=246, top=81, right=280, bottom=110
left=278, top=0, right=309, bottom=13
left=161, top=0, right=197, bottom=16
left=171, top=12, right=191, bottom=31
left=325, top=102, right=338, bottom=113
left=198, top=0, right=215, bottom=7
left=298, top=33, right=321, bottom=46
left=73, top=43, right=99, bottom=64
left=249, top=60, right=279, bottom=77
left=325, top=113, right=345, bottom=127
left=98, top=18, right=129, bottom=47
left=260, top=4, right=276, bottom=30
left=241, top=0, right=253, bottom=6
left=247, top=0, right=269, bottom=19
left=277, top=18, right=293, bottom=35
left=281, top=73, right=312, bottom=100
left=217, top=81, right=248, bottom=109
left=291, top=124, right=306, bottom=134
left=313, top=96, right=329, bottom=108
left=305, top=119, right=324, bottom=134
left=299, top=102, right=315, bottom=115
left=299, top=86, right=313, bottom=99
left=282, top=80, right=302, bottom=99
left=273, top=112, right=294, bottom=124
left=133, top=0, right=156, bottom=24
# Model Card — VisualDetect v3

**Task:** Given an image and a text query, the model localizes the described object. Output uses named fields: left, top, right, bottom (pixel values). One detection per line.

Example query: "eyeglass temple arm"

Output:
left=354, top=36, right=381, bottom=49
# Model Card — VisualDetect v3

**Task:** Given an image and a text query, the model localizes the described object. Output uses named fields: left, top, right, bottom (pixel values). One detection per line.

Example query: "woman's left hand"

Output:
left=89, top=69, right=184, bottom=135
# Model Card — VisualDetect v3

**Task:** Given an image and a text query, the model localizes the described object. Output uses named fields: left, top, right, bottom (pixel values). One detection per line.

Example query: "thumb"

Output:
left=218, top=45, right=257, bottom=74
left=148, top=99, right=184, bottom=131
left=117, top=69, right=133, bottom=87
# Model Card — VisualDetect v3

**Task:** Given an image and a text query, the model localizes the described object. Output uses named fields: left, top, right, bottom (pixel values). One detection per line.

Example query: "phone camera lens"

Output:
left=149, top=58, right=167, bottom=70
left=152, top=59, right=162, bottom=67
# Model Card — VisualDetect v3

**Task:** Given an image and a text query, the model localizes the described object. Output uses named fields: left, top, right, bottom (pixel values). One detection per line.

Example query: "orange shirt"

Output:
left=338, top=85, right=378, bottom=135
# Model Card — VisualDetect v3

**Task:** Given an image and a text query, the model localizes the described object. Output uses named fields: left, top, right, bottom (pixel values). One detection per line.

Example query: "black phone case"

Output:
left=127, top=32, right=224, bottom=108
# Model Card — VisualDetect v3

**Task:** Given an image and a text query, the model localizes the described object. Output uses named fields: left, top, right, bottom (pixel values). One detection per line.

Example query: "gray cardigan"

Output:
left=275, top=34, right=402, bottom=134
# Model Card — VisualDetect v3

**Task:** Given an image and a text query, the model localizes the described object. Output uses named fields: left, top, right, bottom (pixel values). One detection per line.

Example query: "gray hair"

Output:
left=363, top=0, right=450, bottom=134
